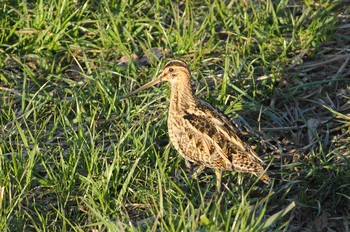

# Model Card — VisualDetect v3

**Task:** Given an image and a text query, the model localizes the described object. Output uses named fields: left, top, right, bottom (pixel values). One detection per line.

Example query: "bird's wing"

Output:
left=202, top=101, right=264, bottom=163
left=184, top=102, right=264, bottom=165
left=182, top=112, right=232, bottom=169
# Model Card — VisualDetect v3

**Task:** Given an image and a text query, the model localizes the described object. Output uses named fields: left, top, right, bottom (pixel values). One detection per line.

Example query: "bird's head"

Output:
left=123, top=60, right=190, bottom=98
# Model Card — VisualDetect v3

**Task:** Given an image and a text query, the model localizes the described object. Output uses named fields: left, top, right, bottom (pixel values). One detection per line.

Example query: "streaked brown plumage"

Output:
left=124, top=60, right=270, bottom=190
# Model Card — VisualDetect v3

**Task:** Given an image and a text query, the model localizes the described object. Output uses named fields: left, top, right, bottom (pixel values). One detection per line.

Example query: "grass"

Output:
left=1, top=0, right=350, bottom=231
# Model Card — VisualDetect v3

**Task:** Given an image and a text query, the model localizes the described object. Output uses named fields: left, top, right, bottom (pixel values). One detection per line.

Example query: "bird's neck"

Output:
left=169, top=79, right=197, bottom=113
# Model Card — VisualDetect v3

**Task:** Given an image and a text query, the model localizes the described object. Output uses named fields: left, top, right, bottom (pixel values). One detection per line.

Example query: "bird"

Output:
left=123, top=60, right=270, bottom=191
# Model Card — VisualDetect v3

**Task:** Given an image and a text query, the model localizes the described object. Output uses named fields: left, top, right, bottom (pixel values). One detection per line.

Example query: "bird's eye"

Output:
left=169, top=68, right=174, bottom=72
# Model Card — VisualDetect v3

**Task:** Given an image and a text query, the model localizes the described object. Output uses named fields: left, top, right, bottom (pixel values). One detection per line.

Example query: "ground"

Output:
left=0, top=1, right=350, bottom=231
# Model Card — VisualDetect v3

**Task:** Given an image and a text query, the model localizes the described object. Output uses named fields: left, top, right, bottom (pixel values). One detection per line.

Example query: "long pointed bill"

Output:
left=123, top=74, right=164, bottom=99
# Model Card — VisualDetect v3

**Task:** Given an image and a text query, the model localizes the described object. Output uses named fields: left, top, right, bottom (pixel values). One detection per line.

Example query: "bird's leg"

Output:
left=214, top=169, right=222, bottom=192
left=191, top=165, right=205, bottom=179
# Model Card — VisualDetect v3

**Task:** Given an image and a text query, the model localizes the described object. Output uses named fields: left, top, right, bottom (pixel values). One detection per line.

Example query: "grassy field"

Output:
left=1, top=0, right=350, bottom=231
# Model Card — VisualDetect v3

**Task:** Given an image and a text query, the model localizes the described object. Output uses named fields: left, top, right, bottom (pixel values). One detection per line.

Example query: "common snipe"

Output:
left=124, top=60, right=270, bottom=191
